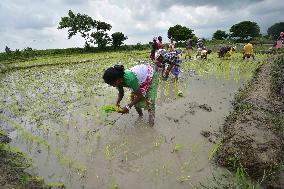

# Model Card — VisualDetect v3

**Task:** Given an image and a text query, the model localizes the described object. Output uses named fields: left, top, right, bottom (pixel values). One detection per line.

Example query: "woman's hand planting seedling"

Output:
left=102, top=105, right=123, bottom=113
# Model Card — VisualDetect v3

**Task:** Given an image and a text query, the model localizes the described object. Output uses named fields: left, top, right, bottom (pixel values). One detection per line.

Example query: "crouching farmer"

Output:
left=218, top=46, right=236, bottom=58
left=103, top=64, right=158, bottom=126
left=243, top=42, right=255, bottom=60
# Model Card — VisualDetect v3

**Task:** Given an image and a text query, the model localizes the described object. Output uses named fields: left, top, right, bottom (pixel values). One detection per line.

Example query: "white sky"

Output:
left=0, top=0, right=283, bottom=51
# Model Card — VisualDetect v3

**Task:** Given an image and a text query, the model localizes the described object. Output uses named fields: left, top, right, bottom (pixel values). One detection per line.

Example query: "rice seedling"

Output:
left=173, top=144, right=184, bottom=152
left=101, top=105, right=123, bottom=113
left=208, top=140, right=223, bottom=161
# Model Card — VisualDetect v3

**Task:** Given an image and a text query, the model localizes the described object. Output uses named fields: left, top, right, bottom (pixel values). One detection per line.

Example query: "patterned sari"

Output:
left=117, top=64, right=158, bottom=110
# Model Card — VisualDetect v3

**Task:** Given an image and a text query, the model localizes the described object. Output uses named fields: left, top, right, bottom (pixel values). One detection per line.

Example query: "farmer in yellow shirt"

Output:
left=243, top=42, right=255, bottom=60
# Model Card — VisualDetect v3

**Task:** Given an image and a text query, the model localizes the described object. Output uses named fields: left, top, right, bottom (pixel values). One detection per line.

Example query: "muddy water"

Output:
left=8, top=69, right=244, bottom=188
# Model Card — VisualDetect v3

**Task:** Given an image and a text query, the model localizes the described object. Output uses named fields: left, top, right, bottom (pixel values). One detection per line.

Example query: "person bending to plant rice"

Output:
left=171, top=49, right=183, bottom=81
left=243, top=42, right=255, bottom=60
left=185, top=37, right=193, bottom=60
left=154, top=49, right=182, bottom=80
left=103, top=64, right=158, bottom=126
left=218, top=46, right=236, bottom=58
left=196, top=46, right=212, bottom=60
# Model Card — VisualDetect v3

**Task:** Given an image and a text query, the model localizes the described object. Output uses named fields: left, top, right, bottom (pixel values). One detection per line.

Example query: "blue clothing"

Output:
left=161, top=51, right=181, bottom=65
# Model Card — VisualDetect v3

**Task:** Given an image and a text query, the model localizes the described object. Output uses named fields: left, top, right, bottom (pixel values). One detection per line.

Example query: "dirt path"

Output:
left=215, top=56, right=284, bottom=188
left=244, top=58, right=283, bottom=112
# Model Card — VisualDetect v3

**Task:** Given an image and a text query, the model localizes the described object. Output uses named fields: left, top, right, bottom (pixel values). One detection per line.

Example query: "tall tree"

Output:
left=267, top=22, right=284, bottom=40
left=229, top=21, right=260, bottom=42
left=111, top=32, right=128, bottom=47
left=167, top=25, right=195, bottom=44
left=58, top=10, right=95, bottom=45
left=212, top=30, right=228, bottom=40
left=58, top=10, right=112, bottom=49
left=90, top=31, right=111, bottom=49
left=91, top=21, right=112, bottom=49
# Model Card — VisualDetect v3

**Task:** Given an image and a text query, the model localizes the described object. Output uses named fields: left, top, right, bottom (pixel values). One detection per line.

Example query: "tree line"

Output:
left=212, top=21, right=284, bottom=42
left=169, top=21, right=284, bottom=44
left=58, top=10, right=284, bottom=48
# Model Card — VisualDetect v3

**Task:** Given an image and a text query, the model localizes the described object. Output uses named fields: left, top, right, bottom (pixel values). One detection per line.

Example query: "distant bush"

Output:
left=0, top=43, right=152, bottom=62
left=5, top=46, right=11, bottom=53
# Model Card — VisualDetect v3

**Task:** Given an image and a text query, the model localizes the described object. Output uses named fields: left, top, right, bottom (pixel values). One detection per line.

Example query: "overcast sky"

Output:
left=0, top=0, right=283, bottom=51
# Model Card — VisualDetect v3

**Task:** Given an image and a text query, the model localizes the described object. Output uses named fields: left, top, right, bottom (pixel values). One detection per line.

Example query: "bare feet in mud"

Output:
left=135, top=107, right=143, bottom=117
left=148, top=117, right=155, bottom=127
left=148, top=114, right=155, bottom=127
left=134, top=116, right=154, bottom=127
left=148, top=109, right=155, bottom=127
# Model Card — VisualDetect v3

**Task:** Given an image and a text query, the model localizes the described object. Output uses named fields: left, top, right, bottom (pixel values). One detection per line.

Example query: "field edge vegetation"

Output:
left=214, top=54, right=284, bottom=188
left=0, top=130, right=65, bottom=189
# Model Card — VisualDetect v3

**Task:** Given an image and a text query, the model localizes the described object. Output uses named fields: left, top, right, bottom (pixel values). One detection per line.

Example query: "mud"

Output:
left=8, top=73, right=243, bottom=189
left=0, top=51, right=269, bottom=188
left=0, top=132, right=44, bottom=189
left=215, top=56, right=284, bottom=188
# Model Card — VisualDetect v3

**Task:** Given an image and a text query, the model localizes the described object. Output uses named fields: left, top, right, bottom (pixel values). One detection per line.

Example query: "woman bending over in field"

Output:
left=185, top=38, right=193, bottom=60
left=103, top=64, right=158, bottom=126
left=243, top=42, right=255, bottom=60
left=218, top=46, right=236, bottom=58
left=154, top=49, right=182, bottom=80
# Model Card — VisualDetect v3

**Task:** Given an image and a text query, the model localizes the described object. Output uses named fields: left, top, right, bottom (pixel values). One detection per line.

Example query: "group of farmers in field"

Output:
left=102, top=32, right=284, bottom=126
left=102, top=36, right=183, bottom=126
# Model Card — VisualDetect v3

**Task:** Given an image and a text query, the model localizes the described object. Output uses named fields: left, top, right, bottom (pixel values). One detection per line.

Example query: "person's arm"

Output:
left=164, top=58, right=175, bottom=77
left=120, top=89, right=143, bottom=114
left=128, top=90, right=143, bottom=108
left=116, top=87, right=124, bottom=106
left=118, top=71, right=143, bottom=114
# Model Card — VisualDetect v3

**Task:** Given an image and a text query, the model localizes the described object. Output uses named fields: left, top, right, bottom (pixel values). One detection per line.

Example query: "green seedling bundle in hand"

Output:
left=177, top=90, right=184, bottom=97
left=101, top=105, right=123, bottom=113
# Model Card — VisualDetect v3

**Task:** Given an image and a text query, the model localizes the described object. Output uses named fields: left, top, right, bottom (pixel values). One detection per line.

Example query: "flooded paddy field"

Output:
left=0, top=51, right=268, bottom=188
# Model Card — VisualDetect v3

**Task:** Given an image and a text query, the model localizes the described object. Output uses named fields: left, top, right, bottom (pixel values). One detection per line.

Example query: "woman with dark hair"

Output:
left=150, top=37, right=159, bottom=61
left=103, top=64, right=158, bottom=126
left=157, top=36, right=163, bottom=49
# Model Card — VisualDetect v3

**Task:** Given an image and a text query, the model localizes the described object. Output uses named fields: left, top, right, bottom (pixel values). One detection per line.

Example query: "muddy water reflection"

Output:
left=10, top=78, right=243, bottom=189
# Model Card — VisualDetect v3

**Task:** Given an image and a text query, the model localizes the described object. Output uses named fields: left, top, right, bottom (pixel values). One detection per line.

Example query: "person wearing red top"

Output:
left=157, top=36, right=163, bottom=49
